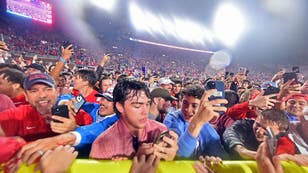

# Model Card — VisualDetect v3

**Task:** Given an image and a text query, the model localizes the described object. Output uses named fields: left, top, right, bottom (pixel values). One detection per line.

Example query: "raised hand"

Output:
left=249, top=90, right=278, bottom=110
left=195, top=89, right=228, bottom=124
left=61, top=44, right=74, bottom=61
left=99, top=54, right=110, bottom=66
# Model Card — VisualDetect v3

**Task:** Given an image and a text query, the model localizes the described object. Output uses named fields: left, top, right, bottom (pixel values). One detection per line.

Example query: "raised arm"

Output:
left=50, top=44, right=74, bottom=83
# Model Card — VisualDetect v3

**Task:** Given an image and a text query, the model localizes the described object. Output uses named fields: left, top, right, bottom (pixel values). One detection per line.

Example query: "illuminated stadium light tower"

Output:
left=90, top=0, right=117, bottom=13
left=213, top=3, right=246, bottom=47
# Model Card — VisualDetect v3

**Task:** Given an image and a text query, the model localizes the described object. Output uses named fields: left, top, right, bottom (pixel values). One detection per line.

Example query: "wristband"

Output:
left=59, top=57, right=67, bottom=64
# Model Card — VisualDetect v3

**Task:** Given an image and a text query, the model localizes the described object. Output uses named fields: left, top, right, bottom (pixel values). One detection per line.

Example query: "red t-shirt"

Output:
left=11, top=93, right=29, bottom=107
left=276, top=136, right=296, bottom=155
left=0, top=105, right=93, bottom=142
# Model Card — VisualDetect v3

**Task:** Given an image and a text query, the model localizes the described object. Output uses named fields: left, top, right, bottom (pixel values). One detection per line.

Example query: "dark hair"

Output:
left=117, top=74, right=128, bottom=82
left=113, top=79, right=150, bottom=116
left=172, top=78, right=183, bottom=86
left=224, top=90, right=239, bottom=108
left=61, top=72, right=73, bottom=79
left=0, top=68, right=26, bottom=88
left=243, top=80, right=250, bottom=84
left=259, top=109, right=289, bottom=131
left=99, top=76, right=112, bottom=88
left=48, top=64, right=56, bottom=73
left=292, top=66, right=300, bottom=73
left=0, top=63, right=23, bottom=72
left=76, top=69, right=98, bottom=87
left=181, top=84, right=205, bottom=100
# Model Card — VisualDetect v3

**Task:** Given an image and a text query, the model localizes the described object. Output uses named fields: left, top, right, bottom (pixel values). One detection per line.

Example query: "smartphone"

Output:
left=264, top=86, right=280, bottom=99
left=266, top=127, right=277, bottom=156
left=205, top=80, right=225, bottom=100
left=74, top=94, right=86, bottom=113
left=1, top=33, right=4, bottom=42
left=51, top=105, right=69, bottom=122
left=283, top=72, right=298, bottom=84
left=141, top=66, right=146, bottom=76
left=155, top=131, right=172, bottom=146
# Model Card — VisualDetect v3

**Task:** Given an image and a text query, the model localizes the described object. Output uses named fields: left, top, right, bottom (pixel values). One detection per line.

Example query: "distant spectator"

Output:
left=24, top=63, right=46, bottom=75
left=158, top=77, right=174, bottom=93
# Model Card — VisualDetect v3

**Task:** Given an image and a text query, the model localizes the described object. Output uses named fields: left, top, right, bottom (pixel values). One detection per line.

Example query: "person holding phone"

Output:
left=14, top=81, right=180, bottom=163
left=90, top=79, right=178, bottom=160
left=223, top=108, right=296, bottom=160
left=163, top=84, right=229, bottom=159
left=0, top=73, right=92, bottom=142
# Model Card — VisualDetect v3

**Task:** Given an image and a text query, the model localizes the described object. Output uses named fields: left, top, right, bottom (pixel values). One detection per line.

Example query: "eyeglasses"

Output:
left=132, top=136, right=139, bottom=152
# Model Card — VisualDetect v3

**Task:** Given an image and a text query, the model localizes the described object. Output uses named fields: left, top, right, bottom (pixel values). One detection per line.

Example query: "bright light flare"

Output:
left=209, top=50, right=232, bottom=70
left=90, top=0, right=116, bottom=12
left=213, top=4, right=246, bottom=47
left=129, top=2, right=214, bottom=46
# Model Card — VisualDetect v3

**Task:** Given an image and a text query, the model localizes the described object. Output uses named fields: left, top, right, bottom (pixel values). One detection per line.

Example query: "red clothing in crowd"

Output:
left=90, top=118, right=167, bottom=159
left=226, top=101, right=257, bottom=120
left=0, top=94, right=15, bottom=112
left=0, top=105, right=93, bottom=141
left=72, top=89, right=100, bottom=103
left=0, top=137, right=26, bottom=163
left=11, top=93, right=29, bottom=107
left=276, top=136, right=297, bottom=155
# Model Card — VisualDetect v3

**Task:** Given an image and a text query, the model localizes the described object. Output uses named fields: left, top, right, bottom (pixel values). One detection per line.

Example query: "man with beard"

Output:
left=0, top=73, right=92, bottom=141
left=15, top=80, right=177, bottom=163
left=148, top=88, right=177, bottom=122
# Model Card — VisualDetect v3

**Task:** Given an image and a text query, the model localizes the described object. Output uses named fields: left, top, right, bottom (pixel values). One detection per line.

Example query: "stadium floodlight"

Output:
left=129, top=3, right=147, bottom=31
left=213, top=3, right=246, bottom=47
left=90, top=0, right=116, bottom=12
left=129, top=2, right=214, bottom=46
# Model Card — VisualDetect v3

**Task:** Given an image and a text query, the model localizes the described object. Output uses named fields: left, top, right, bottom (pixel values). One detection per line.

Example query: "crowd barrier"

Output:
left=13, top=159, right=308, bottom=173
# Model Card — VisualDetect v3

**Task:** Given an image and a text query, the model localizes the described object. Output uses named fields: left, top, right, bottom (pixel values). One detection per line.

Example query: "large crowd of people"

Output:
left=0, top=12, right=308, bottom=173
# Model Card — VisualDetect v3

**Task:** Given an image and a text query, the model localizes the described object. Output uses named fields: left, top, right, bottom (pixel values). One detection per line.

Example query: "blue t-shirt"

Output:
left=164, top=110, right=228, bottom=159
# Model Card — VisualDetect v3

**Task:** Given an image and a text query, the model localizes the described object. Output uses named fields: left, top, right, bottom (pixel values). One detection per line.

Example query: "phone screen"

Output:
left=74, top=94, right=86, bottom=113
left=1, top=33, right=4, bottom=42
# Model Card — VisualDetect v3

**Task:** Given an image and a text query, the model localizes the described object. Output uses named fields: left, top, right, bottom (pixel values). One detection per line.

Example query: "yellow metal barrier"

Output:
left=13, top=159, right=308, bottom=173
